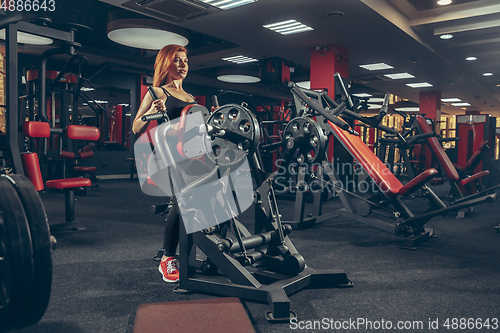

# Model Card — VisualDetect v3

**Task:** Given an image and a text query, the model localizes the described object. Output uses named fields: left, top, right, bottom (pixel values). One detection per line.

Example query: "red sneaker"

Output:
left=158, top=257, right=179, bottom=283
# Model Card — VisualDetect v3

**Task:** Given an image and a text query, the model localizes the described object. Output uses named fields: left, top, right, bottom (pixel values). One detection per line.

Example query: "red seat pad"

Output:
left=23, top=121, right=50, bottom=138
left=415, top=115, right=459, bottom=181
left=45, top=177, right=91, bottom=189
left=328, top=120, right=403, bottom=196
left=73, top=166, right=97, bottom=172
left=146, top=176, right=158, bottom=187
left=460, top=170, right=490, bottom=186
left=398, top=168, right=438, bottom=196
left=67, top=125, right=100, bottom=141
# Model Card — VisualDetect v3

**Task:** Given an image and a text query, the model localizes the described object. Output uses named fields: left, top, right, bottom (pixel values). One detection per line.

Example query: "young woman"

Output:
left=133, top=44, right=195, bottom=283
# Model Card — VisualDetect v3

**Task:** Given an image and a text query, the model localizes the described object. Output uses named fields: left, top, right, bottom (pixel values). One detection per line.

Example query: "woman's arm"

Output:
left=132, top=88, right=166, bottom=135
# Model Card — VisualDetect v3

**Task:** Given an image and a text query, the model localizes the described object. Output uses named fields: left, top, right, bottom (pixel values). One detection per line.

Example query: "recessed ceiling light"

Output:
left=384, top=73, right=415, bottom=80
left=440, top=34, right=453, bottom=39
left=451, top=102, right=471, bottom=106
left=263, top=19, right=313, bottom=35
left=352, top=93, right=372, bottom=97
left=80, top=87, right=95, bottom=92
left=217, top=69, right=260, bottom=83
left=217, top=74, right=260, bottom=83
left=107, top=28, right=188, bottom=50
left=359, top=63, right=394, bottom=71
left=0, top=29, right=53, bottom=45
left=200, top=0, right=256, bottom=10
left=441, top=98, right=461, bottom=102
left=466, top=56, right=477, bottom=61
left=407, top=82, right=433, bottom=88
left=395, top=107, right=420, bottom=112
left=483, top=73, right=493, bottom=76
left=222, top=55, right=258, bottom=64
left=437, top=0, right=452, bottom=5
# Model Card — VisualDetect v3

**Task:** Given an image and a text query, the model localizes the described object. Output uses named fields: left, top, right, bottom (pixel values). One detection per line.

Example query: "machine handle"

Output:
left=147, top=86, right=159, bottom=101
left=142, top=112, right=168, bottom=122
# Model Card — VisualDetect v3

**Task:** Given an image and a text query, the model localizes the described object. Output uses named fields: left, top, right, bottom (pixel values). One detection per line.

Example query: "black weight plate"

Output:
left=0, top=175, right=35, bottom=331
left=8, top=174, right=52, bottom=328
left=0, top=212, right=11, bottom=331
left=283, top=117, right=326, bottom=165
left=206, top=104, right=260, bottom=166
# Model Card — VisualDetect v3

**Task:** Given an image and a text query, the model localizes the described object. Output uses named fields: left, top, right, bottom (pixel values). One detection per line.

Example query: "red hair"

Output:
left=153, top=45, right=188, bottom=87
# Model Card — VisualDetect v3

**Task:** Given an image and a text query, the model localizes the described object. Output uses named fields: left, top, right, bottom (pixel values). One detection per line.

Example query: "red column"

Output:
left=310, top=44, right=349, bottom=160
left=419, top=91, right=441, bottom=170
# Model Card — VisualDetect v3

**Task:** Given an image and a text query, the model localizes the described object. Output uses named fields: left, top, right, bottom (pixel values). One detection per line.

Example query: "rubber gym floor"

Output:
left=15, top=179, right=500, bottom=333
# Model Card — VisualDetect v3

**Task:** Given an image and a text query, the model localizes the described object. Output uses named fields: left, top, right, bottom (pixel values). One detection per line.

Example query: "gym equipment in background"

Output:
left=22, top=121, right=100, bottom=232
left=283, top=74, right=497, bottom=249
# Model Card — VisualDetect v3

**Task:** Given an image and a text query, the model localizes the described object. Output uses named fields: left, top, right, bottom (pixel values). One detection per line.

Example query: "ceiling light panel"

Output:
left=263, top=19, right=313, bottom=35
left=406, top=82, right=433, bottom=88
left=441, top=98, right=461, bottom=102
left=200, top=0, right=256, bottom=10
left=352, top=93, right=372, bottom=97
left=451, top=102, right=471, bottom=106
left=359, top=63, right=394, bottom=71
left=384, top=73, right=415, bottom=80
left=222, top=55, right=258, bottom=64
left=466, top=57, right=477, bottom=61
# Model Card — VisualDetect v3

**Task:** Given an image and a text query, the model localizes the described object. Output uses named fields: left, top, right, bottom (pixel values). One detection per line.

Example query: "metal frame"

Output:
left=0, top=14, right=74, bottom=174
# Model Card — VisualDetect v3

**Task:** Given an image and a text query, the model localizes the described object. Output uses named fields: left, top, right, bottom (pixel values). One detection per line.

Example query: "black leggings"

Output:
left=162, top=201, right=180, bottom=257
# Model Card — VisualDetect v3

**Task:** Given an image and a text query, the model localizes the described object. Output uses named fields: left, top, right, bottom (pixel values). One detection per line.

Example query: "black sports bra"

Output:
left=160, top=87, right=195, bottom=120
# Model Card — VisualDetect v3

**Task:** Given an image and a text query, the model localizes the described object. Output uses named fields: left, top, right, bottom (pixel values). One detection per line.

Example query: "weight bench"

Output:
left=414, top=115, right=500, bottom=204
left=22, top=121, right=100, bottom=232
left=327, top=119, right=496, bottom=249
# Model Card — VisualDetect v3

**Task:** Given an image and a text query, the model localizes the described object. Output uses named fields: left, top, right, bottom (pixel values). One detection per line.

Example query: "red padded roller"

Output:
left=80, top=143, right=96, bottom=152
left=67, top=125, right=100, bottom=141
left=23, top=121, right=50, bottom=138
left=21, top=152, right=44, bottom=191
left=79, top=150, right=94, bottom=160
left=45, top=178, right=91, bottom=189
left=60, top=151, right=76, bottom=160
left=73, top=166, right=96, bottom=172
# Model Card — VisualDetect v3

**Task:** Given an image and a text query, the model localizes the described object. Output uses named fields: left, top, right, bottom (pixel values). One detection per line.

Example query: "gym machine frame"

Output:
left=0, top=12, right=77, bottom=174
left=141, top=103, right=352, bottom=322
left=284, top=75, right=496, bottom=249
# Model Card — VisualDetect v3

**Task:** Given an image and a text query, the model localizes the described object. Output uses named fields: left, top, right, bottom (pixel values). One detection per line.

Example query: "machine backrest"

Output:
left=328, top=120, right=403, bottom=196
left=415, top=115, right=459, bottom=181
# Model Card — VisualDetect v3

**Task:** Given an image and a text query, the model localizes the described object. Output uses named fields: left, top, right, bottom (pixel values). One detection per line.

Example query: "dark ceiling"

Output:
left=5, top=0, right=500, bottom=116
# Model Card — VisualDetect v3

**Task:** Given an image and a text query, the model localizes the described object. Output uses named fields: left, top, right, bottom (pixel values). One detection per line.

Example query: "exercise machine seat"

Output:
left=45, top=178, right=91, bottom=189
left=329, top=120, right=437, bottom=197
left=460, top=170, right=490, bottom=186
left=415, top=115, right=460, bottom=181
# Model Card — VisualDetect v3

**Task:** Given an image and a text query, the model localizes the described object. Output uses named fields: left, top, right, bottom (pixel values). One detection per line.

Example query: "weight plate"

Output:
left=8, top=174, right=52, bottom=328
left=205, top=104, right=260, bottom=166
left=0, top=175, right=35, bottom=331
left=282, top=117, right=326, bottom=165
